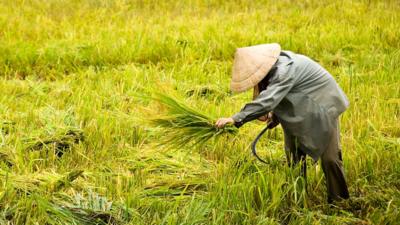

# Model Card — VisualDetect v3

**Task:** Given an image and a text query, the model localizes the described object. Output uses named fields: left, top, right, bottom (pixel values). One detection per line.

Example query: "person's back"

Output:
left=284, top=51, right=349, bottom=118
left=262, top=51, right=348, bottom=159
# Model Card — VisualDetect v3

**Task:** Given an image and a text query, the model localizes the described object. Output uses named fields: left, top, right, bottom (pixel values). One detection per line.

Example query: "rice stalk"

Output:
left=0, top=171, right=123, bottom=224
left=3, top=192, right=118, bottom=225
left=25, top=128, right=84, bottom=157
left=0, top=170, right=83, bottom=194
left=150, top=93, right=237, bottom=149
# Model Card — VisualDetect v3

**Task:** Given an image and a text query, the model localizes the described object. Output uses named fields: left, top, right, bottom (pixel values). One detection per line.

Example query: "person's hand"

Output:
left=215, top=117, right=234, bottom=128
left=267, top=112, right=280, bottom=129
left=258, top=112, right=273, bottom=122
left=257, top=115, right=268, bottom=122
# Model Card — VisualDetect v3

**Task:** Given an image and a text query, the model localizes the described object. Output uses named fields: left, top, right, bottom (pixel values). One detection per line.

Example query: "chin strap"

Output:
left=251, top=122, right=274, bottom=164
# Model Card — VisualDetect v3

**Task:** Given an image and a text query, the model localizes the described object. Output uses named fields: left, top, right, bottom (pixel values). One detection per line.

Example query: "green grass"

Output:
left=0, top=0, right=399, bottom=224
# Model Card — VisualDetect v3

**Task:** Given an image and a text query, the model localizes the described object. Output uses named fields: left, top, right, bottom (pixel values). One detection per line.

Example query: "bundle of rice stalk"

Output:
left=25, top=128, right=84, bottom=157
left=0, top=170, right=83, bottom=194
left=150, top=93, right=237, bottom=149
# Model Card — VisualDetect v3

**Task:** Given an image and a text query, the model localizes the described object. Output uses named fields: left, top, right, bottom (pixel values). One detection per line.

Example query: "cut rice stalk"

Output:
left=150, top=93, right=237, bottom=149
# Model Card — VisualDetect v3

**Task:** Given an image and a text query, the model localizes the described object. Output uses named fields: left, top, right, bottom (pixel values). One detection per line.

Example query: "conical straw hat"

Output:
left=230, top=43, right=281, bottom=93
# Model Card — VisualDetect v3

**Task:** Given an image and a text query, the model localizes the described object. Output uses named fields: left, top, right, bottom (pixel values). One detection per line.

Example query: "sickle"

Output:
left=251, top=122, right=273, bottom=164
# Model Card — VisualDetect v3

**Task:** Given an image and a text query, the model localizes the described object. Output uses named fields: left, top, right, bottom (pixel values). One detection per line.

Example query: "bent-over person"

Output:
left=216, top=43, right=350, bottom=203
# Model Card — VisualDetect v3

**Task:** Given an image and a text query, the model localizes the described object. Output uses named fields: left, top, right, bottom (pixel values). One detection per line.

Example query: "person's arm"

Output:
left=231, top=72, right=295, bottom=128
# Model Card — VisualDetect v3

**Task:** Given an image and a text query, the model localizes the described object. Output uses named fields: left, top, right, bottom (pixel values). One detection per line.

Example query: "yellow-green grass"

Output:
left=0, top=0, right=399, bottom=224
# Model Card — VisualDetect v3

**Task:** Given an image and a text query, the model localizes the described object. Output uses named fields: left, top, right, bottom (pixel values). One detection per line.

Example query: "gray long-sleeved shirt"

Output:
left=232, top=51, right=349, bottom=160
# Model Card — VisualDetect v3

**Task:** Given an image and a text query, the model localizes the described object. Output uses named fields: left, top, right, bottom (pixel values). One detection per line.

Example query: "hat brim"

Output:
left=230, top=43, right=281, bottom=93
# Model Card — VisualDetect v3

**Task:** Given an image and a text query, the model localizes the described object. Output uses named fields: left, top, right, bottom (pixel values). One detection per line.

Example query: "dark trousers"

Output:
left=284, top=121, right=350, bottom=203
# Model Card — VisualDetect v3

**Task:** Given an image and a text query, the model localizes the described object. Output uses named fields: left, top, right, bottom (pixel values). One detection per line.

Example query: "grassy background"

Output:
left=0, top=0, right=399, bottom=224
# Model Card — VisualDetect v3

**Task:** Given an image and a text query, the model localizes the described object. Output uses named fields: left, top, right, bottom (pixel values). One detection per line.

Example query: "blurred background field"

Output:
left=0, top=0, right=399, bottom=224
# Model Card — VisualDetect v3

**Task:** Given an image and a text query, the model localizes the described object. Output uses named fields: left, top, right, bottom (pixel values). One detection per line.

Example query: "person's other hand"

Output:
left=267, top=112, right=280, bottom=129
left=258, top=112, right=273, bottom=122
left=257, top=115, right=268, bottom=122
left=215, top=117, right=234, bottom=128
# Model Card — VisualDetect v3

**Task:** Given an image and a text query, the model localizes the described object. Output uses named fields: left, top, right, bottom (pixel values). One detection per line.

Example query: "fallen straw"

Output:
left=150, top=93, right=237, bottom=149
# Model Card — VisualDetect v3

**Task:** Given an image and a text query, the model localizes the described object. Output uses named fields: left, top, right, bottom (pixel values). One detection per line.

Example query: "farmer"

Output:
left=215, top=43, right=350, bottom=203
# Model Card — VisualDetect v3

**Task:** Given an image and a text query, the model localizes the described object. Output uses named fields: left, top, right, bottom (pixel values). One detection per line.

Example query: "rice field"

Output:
left=0, top=0, right=399, bottom=224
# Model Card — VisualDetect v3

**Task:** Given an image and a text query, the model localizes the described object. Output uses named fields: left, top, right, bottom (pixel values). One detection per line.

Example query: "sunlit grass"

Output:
left=0, top=0, right=399, bottom=224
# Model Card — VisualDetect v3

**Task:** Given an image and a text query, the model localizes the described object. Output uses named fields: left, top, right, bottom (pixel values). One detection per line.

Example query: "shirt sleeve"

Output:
left=232, top=70, right=295, bottom=128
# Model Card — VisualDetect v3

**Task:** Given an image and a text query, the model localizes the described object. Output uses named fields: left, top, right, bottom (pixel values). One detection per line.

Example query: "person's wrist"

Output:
left=231, top=115, right=244, bottom=128
left=231, top=114, right=241, bottom=123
